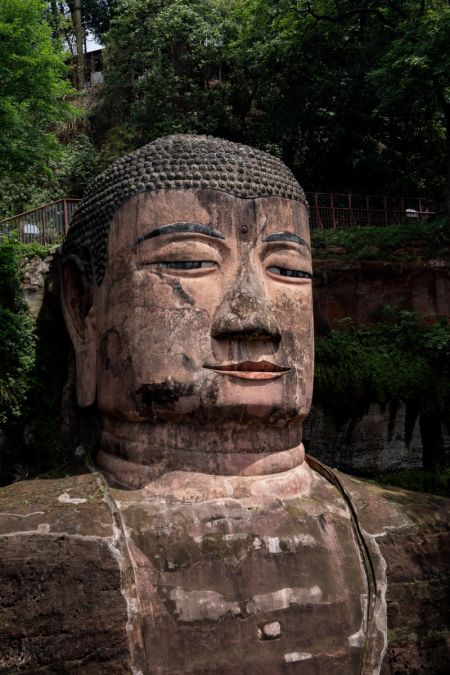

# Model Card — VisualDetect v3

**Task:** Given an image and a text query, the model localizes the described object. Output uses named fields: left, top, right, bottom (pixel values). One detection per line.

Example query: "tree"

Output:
left=90, top=0, right=448, bottom=202
left=0, top=0, right=73, bottom=209
left=369, top=0, right=450, bottom=213
left=47, top=1, right=115, bottom=42
left=92, top=0, right=237, bottom=163
left=79, top=0, right=115, bottom=38
left=228, top=0, right=447, bottom=197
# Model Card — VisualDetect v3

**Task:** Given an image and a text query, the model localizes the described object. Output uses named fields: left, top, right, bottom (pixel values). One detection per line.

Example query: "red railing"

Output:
left=0, top=199, right=80, bottom=244
left=305, top=192, right=443, bottom=229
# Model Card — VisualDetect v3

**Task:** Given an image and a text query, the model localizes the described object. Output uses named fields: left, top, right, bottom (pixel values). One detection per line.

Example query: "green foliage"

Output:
left=1, top=1, right=447, bottom=206
left=311, top=217, right=450, bottom=261
left=52, top=133, right=98, bottom=197
left=92, top=0, right=236, bottom=161
left=0, top=237, right=37, bottom=425
left=0, top=0, right=73, bottom=175
left=0, top=309, right=36, bottom=425
left=90, top=0, right=448, bottom=202
left=20, top=241, right=55, bottom=260
left=0, top=235, right=24, bottom=309
left=0, top=0, right=88, bottom=217
left=0, top=134, right=96, bottom=217
left=314, top=309, right=450, bottom=421
left=0, top=237, right=70, bottom=485
left=368, top=0, right=450, bottom=207
left=370, top=2, right=450, bottom=120
left=371, top=468, right=450, bottom=498
left=59, top=1, right=116, bottom=40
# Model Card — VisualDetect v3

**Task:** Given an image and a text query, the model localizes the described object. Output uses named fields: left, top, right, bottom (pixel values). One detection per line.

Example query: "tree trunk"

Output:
left=73, top=0, right=85, bottom=90
left=49, top=1, right=61, bottom=39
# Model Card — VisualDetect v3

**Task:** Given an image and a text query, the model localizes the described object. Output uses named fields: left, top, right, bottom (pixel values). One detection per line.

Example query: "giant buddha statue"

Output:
left=0, top=135, right=449, bottom=674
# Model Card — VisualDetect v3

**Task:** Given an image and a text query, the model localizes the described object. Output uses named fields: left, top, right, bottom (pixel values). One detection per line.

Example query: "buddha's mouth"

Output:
left=204, top=360, right=290, bottom=380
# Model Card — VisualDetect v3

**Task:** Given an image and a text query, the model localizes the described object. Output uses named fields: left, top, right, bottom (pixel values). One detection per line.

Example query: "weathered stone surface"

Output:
left=113, top=464, right=371, bottom=674
left=63, top=135, right=306, bottom=284
left=308, top=254, right=450, bottom=473
left=62, top=186, right=313, bottom=474
left=1, top=468, right=448, bottom=673
left=304, top=402, right=450, bottom=473
left=304, top=402, right=444, bottom=473
left=0, top=473, right=144, bottom=673
left=21, top=254, right=54, bottom=318
left=313, top=259, right=450, bottom=331
left=338, top=472, right=450, bottom=675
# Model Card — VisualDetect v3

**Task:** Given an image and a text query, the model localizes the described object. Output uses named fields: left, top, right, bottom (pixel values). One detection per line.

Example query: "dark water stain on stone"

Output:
left=135, top=380, right=196, bottom=413
left=200, top=378, right=219, bottom=406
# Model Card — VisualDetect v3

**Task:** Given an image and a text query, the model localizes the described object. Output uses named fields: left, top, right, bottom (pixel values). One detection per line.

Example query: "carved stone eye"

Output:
left=267, top=266, right=312, bottom=279
left=154, top=261, right=216, bottom=270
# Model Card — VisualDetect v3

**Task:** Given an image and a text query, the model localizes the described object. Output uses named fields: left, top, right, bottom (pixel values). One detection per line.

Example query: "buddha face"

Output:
left=63, top=188, right=314, bottom=460
left=90, top=188, right=313, bottom=423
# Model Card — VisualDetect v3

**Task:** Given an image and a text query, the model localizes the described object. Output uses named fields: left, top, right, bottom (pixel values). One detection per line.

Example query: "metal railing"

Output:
left=305, top=192, right=443, bottom=229
left=0, top=199, right=80, bottom=244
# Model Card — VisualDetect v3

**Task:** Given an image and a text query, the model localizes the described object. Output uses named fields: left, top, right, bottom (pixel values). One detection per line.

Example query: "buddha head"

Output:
left=61, top=135, right=313, bottom=486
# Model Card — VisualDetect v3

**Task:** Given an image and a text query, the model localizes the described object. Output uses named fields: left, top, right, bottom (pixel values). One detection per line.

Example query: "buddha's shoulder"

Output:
left=0, top=471, right=115, bottom=537
left=335, top=469, right=450, bottom=536
left=0, top=472, right=135, bottom=673
left=332, top=469, right=450, bottom=674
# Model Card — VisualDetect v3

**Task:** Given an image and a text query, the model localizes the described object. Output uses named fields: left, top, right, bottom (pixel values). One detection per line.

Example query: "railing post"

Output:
left=366, top=195, right=371, bottom=227
left=384, top=196, right=388, bottom=227
left=41, top=205, right=46, bottom=244
left=64, top=200, right=69, bottom=235
left=314, top=192, right=322, bottom=229
left=331, top=193, right=336, bottom=228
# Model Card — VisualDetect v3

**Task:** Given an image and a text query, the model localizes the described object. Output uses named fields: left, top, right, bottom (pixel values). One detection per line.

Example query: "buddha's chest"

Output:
left=117, top=476, right=368, bottom=674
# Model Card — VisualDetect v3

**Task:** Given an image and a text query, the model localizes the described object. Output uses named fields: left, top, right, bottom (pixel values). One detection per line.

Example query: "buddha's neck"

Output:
left=96, top=416, right=308, bottom=491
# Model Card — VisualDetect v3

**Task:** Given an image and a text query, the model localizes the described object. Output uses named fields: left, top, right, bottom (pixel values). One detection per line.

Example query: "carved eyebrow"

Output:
left=135, top=222, right=225, bottom=245
left=263, top=231, right=311, bottom=251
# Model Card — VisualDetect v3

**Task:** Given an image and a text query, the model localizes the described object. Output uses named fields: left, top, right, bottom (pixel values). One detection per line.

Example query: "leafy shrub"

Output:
left=311, top=217, right=450, bottom=262
left=315, top=309, right=450, bottom=418
left=371, top=468, right=450, bottom=498
left=0, top=134, right=96, bottom=218
left=0, top=236, right=37, bottom=425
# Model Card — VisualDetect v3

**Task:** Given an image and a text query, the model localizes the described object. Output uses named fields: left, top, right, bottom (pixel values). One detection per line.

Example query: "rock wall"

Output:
left=21, top=252, right=55, bottom=317
left=311, top=253, right=450, bottom=472
left=304, top=403, right=450, bottom=473
left=313, top=258, right=450, bottom=331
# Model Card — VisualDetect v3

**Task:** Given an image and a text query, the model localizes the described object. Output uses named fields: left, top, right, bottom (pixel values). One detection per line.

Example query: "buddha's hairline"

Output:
left=63, top=134, right=308, bottom=285
left=111, top=186, right=309, bottom=209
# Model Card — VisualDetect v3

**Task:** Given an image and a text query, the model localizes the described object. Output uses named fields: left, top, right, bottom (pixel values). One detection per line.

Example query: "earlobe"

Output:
left=61, top=258, right=97, bottom=407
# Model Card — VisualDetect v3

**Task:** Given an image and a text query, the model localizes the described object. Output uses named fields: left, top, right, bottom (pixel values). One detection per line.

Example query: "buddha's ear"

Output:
left=61, top=256, right=97, bottom=407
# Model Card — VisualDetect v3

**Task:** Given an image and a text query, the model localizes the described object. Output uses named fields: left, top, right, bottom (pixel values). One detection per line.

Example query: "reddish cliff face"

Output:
left=309, top=239, right=450, bottom=473
left=313, top=258, right=450, bottom=332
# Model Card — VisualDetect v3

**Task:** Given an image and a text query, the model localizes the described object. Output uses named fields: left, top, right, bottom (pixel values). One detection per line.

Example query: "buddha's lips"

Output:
left=204, top=361, right=290, bottom=380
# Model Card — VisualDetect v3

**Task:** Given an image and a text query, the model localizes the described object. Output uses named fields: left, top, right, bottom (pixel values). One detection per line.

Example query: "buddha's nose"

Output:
left=211, top=267, right=281, bottom=344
